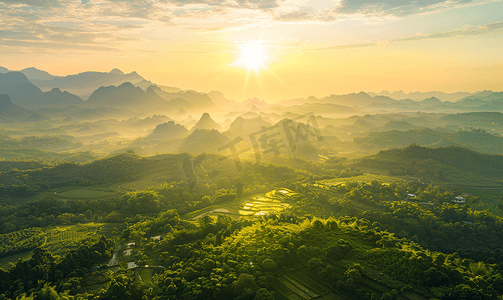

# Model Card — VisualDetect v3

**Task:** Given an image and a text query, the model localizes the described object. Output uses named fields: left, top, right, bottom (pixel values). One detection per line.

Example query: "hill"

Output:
left=0, top=152, right=194, bottom=187
left=20, top=67, right=57, bottom=81
left=441, top=112, right=503, bottom=129
left=370, top=90, right=472, bottom=102
left=0, top=94, right=45, bottom=122
left=18, top=136, right=83, bottom=151
left=85, top=82, right=145, bottom=107
left=146, top=121, right=188, bottom=140
left=151, top=87, right=214, bottom=110
left=354, top=127, right=503, bottom=154
left=33, top=88, right=85, bottom=107
left=207, top=90, right=237, bottom=108
left=0, top=72, right=43, bottom=106
left=85, top=82, right=169, bottom=112
left=225, top=116, right=272, bottom=140
left=180, top=129, right=229, bottom=154
left=355, top=144, right=503, bottom=185
left=0, top=148, right=95, bottom=166
left=190, top=113, right=221, bottom=132
left=0, top=72, right=85, bottom=107
left=28, top=68, right=145, bottom=99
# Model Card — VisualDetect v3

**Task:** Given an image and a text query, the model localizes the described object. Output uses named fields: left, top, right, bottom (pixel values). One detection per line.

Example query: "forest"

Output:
left=1, top=68, right=503, bottom=299
left=0, top=145, right=503, bottom=300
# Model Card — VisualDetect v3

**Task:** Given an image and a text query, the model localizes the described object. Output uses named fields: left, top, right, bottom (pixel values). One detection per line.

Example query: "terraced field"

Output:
left=56, top=188, right=117, bottom=198
left=185, top=189, right=301, bottom=220
left=274, top=270, right=345, bottom=300
left=238, top=190, right=298, bottom=216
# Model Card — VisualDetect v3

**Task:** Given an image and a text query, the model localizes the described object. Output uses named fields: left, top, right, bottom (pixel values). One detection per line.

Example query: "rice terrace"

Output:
left=2, top=3, right=503, bottom=298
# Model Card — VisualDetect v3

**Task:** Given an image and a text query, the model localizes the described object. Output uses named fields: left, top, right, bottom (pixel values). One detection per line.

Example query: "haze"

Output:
left=1, top=0, right=502, bottom=102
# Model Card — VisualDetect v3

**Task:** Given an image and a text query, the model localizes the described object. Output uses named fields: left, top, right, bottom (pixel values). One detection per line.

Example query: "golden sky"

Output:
left=1, top=0, right=502, bottom=102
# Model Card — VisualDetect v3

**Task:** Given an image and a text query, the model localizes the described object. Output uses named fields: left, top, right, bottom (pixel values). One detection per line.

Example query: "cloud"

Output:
left=336, top=0, right=481, bottom=16
left=317, top=21, right=503, bottom=51
left=319, top=41, right=376, bottom=50
left=233, top=0, right=281, bottom=9
left=273, top=10, right=337, bottom=22
left=390, top=21, right=503, bottom=41
left=0, top=22, right=137, bottom=52
left=0, top=0, right=59, bottom=7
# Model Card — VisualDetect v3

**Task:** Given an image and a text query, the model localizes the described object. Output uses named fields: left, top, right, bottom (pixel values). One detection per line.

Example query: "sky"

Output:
left=0, top=0, right=502, bottom=102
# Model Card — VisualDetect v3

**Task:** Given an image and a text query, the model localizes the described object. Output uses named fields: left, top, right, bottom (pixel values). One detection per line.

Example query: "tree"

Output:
left=233, top=273, right=259, bottom=295
left=235, top=181, right=244, bottom=197
left=261, top=259, right=276, bottom=271
left=253, top=288, right=275, bottom=300
left=344, top=267, right=362, bottom=284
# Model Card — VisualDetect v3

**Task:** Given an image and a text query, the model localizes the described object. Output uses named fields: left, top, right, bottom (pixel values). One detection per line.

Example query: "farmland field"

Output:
left=44, top=223, right=121, bottom=255
left=139, top=268, right=153, bottom=285
left=319, top=174, right=405, bottom=186
left=0, top=223, right=121, bottom=269
left=184, top=189, right=300, bottom=220
left=57, top=188, right=117, bottom=198
left=112, top=180, right=159, bottom=193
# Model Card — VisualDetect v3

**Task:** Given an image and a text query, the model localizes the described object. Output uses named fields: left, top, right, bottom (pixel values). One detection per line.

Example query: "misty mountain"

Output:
left=461, top=91, right=503, bottom=102
left=276, top=96, right=314, bottom=106
left=454, top=97, right=485, bottom=107
left=354, top=127, right=503, bottom=154
left=370, top=90, right=473, bottom=102
left=356, top=143, right=503, bottom=179
left=317, top=92, right=376, bottom=108
left=221, top=118, right=233, bottom=131
left=0, top=67, right=9, bottom=74
left=86, top=82, right=144, bottom=107
left=179, top=114, right=196, bottom=127
left=0, top=72, right=43, bottom=104
left=277, top=102, right=357, bottom=116
left=135, top=80, right=181, bottom=93
left=175, top=109, right=187, bottom=117
left=18, top=136, right=83, bottom=151
left=0, top=94, right=46, bottom=122
left=85, top=82, right=170, bottom=112
left=242, top=97, right=268, bottom=109
left=21, top=67, right=57, bottom=81
left=421, top=97, right=443, bottom=106
left=455, top=91, right=503, bottom=111
left=166, top=98, right=192, bottom=112
left=29, top=68, right=145, bottom=99
left=146, top=121, right=188, bottom=140
left=141, top=87, right=173, bottom=110
left=125, top=115, right=171, bottom=128
left=0, top=72, right=84, bottom=108
left=151, top=87, right=214, bottom=110
left=224, top=116, right=272, bottom=140
left=276, top=91, right=503, bottom=114
left=34, top=88, right=85, bottom=107
left=279, top=92, right=396, bottom=112
left=381, top=121, right=418, bottom=131
left=208, top=91, right=237, bottom=108
left=441, top=112, right=503, bottom=129
left=190, top=113, right=221, bottom=132
left=180, top=129, right=229, bottom=154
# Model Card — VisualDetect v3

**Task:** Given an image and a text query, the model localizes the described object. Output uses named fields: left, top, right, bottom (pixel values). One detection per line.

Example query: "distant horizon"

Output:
left=2, top=0, right=502, bottom=102
left=1, top=65, right=500, bottom=104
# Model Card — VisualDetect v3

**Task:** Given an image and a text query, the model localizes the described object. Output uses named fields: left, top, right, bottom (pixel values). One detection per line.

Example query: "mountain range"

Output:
left=0, top=94, right=45, bottom=122
left=368, top=90, right=473, bottom=102
left=146, top=121, right=188, bottom=141
left=1, top=66, right=502, bottom=125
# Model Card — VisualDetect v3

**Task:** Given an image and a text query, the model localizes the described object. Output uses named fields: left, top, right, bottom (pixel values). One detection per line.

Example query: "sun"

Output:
left=233, top=42, right=267, bottom=72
